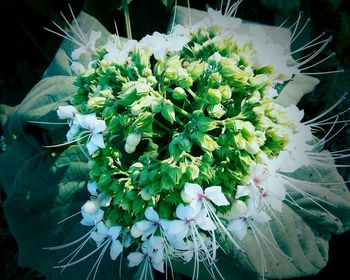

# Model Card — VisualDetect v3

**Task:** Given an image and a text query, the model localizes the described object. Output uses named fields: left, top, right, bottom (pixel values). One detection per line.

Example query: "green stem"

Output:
left=122, top=0, right=132, bottom=39
left=151, top=89, right=192, bottom=119
left=187, top=88, right=200, bottom=101
left=153, top=119, right=172, bottom=134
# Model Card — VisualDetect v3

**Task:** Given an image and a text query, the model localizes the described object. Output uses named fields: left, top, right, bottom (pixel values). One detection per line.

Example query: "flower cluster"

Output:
left=47, top=4, right=347, bottom=280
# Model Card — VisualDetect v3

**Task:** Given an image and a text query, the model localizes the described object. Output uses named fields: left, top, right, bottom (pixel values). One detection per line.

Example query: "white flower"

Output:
left=166, top=204, right=216, bottom=241
left=74, top=113, right=107, bottom=154
left=181, top=183, right=230, bottom=210
left=70, top=61, right=85, bottom=75
left=131, top=207, right=161, bottom=241
left=127, top=237, right=165, bottom=273
left=227, top=199, right=271, bottom=240
left=80, top=208, right=104, bottom=226
left=71, top=30, right=101, bottom=60
left=90, top=221, right=123, bottom=260
left=140, top=31, right=190, bottom=60
left=57, top=105, right=78, bottom=120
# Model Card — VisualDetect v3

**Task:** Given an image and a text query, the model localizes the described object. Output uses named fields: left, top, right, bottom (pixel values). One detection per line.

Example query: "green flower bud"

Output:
left=172, top=87, right=187, bottom=101
left=219, top=85, right=232, bottom=100
left=234, top=133, right=246, bottom=149
left=207, top=104, right=226, bottom=119
left=247, top=91, right=261, bottom=104
left=177, top=68, right=193, bottom=89
left=87, top=96, right=106, bottom=109
left=207, top=88, right=222, bottom=104
left=187, top=61, right=206, bottom=79
left=208, top=72, right=222, bottom=88
left=196, top=116, right=217, bottom=132
left=164, top=67, right=178, bottom=80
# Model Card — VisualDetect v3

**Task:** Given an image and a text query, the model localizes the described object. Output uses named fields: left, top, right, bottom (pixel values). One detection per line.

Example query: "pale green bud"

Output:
left=172, top=87, right=187, bottom=101
left=207, top=104, right=226, bottom=119
left=247, top=91, right=261, bottom=104
left=87, top=96, right=106, bottom=109
left=207, top=88, right=222, bottom=104
left=126, top=131, right=142, bottom=147
left=234, top=134, right=246, bottom=149
left=208, top=72, right=222, bottom=88
left=219, top=85, right=232, bottom=100
left=125, top=143, right=136, bottom=154
left=187, top=61, right=206, bottom=79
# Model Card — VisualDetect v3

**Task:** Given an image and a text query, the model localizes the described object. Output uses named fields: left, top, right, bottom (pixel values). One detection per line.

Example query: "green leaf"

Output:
left=276, top=74, right=320, bottom=106
left=4, top=76, right=75, bottom=138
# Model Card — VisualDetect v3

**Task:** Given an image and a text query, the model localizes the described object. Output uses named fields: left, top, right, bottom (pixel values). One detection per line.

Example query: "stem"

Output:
left=187, top=88, right=200, bottom=101
left=151, top=89, right=192, bottom=119
left=153, top=119, right=172, bottom=134
left=122, top=0, right=132, bottom=40
left=173, top=105, right=192, bottom=119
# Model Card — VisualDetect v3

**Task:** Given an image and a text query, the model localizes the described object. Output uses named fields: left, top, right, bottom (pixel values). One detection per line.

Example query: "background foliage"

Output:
left=0, top=0, right=349, bottom=279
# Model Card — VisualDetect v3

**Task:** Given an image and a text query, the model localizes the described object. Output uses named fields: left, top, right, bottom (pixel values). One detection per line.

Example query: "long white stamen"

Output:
left=302, top=69, right=344, bottom=75
left=289, top=18, right=310, bottom=47
left=44, top=27, right=83, bottom=46
left=304, top=93, right=347, bottom=125
left=68, top=4, right=88, bottom=43
left=27, top=120, right=68, bottom=125
left=300, top=52, right=336, bottom=71
left=44, top=228, right=94, bottom=250
left=43, top=133, right=89, bottom=148
left=57, top=211, right=81, bottom=225
left=291, top=35, right=327, bottom=55
left=55, top=239, right=109, bottom=268
left=52, top=20, right=85, bottom=46
left=60, top=11, right=86, bottom=45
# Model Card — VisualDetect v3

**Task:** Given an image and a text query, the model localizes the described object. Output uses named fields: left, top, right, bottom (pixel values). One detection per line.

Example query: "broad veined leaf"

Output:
left=2, top=146, right=136, bottom=280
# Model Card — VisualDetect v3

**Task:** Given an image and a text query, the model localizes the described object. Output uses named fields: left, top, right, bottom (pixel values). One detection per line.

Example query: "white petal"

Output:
left=97, top=221, right=109, bottom=235
left=198, top=217, right=216, bottom=231
left=145, top=207, right=159, bottom=222
left=66, top=124, right=79, bottom=141
left=71, top=46, right=86, bottom=60
left=87, top=181, right=98, bottom=196
left=82, top=200, right=100, bottom=214
left=267, top=196, right=283, bottom=212
left=86, top=140, right=98, bottom=155
left=71, top=61, right=85, bottom=75
left=91, top=231, right=106, bottom=245
left=136, top=220, right=153, bottom=232
left=90, top=133, right=105, bottom=148
left=184, top=183, right=203, bottom=201
left=131, top=223, right=142, bottom=238
left=108, top=226, right=122, bottom=240
left=110, top=240, right=123, bottom=260
left=91, top=119, right=107, bottom=134
left=167, top=220, right=188, bottom=240
left=253, top=211, right=271, bottom=223
left=227, top=219, right=247, bottom=240
left=127, top=252, right=144, bottom=267
left=235, top=185, right=250, bottom=199
left=89, top=30, right=101, bottom=45
left=152, top=260, right=164, bottom=273
left=205, top=186, right=229, bottom=206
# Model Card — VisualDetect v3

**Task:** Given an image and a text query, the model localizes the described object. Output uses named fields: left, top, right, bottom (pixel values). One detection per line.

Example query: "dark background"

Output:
left=0, top=0, right=349, bottom=279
